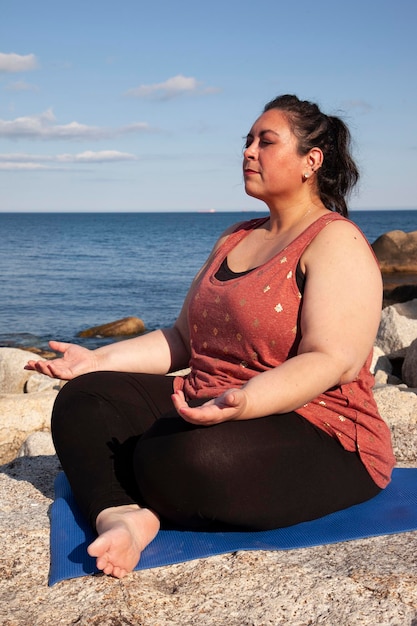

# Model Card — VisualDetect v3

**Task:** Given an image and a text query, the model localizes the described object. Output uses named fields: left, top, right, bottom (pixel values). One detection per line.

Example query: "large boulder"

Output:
left=0, top=347, right=43, bottom=393
left=384, top=283, right=417, bottom=308
left=0, top=390, right=58, bottom=463
left=402, top=338, right=417, bottom=388
left=371, top=346, right=392, bottom=375
left=0, top=348, right=62, bottom=464
left=375, top=299, right=417, bottom=355
left=77, top=316, right=146, bottom=338
left=18, top=430, right=56, bottom=457
left=372, top=230, right=417, bottom=273
left=373, top=384, right=417, bottom=464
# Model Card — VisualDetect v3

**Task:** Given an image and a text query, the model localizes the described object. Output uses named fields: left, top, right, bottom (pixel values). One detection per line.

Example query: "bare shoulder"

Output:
left=210, top=220, right=247, bottom=254
left=301, top=220, right=382, bottom=298
left=305, top=217, right=376, bottom=262
left=319, top=216, right=369, bottom=241
left=185, top=220, right=246, bottom=288
left=301, top=217, right=382, bottom=295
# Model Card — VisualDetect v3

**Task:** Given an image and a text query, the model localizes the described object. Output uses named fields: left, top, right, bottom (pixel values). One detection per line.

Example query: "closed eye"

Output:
left=243, top=134, right=253, bottom=149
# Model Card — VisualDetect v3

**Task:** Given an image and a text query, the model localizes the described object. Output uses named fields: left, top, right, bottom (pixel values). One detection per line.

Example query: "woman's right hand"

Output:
left=24, top=340, right=99, bottom=380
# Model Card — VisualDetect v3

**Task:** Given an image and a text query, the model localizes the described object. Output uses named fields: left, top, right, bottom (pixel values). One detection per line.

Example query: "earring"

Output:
left=303, top=172, right=309, bottom=180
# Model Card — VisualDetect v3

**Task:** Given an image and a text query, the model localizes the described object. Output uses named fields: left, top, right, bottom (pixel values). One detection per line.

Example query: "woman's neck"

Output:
left=265, top=197, right=327, bottom=236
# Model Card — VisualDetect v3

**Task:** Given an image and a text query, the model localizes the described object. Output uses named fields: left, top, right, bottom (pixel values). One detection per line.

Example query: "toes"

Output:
left=103, top=563, right=114, bottom=576
left=96, top=555, right=109, bottom=571
left=88, top=535, right=109, bottom=558
left=112, top=566, right=127, bottom=579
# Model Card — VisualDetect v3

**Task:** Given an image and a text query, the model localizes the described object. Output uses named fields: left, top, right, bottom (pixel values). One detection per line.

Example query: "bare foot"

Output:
left=87, top=504, right=160, bottom=579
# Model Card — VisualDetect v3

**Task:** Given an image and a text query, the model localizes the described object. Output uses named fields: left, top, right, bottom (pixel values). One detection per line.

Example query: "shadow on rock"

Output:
left=0, top=454, right=61, bottom=499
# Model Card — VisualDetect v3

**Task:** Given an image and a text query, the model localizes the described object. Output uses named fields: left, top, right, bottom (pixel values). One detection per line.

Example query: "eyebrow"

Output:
left=246, top=129, right=280, bottom=139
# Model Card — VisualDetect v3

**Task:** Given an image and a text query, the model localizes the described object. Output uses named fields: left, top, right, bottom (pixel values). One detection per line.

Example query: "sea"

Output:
left=1, top=209, right=416, bottom=352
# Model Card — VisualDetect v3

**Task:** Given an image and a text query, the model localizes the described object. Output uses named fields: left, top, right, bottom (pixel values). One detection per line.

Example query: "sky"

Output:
left=0, top=0, right=416, bottom=212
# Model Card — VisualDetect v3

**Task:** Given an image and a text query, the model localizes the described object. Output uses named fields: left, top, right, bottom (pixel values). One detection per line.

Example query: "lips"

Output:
left=243, top=168, right=260, bottom=176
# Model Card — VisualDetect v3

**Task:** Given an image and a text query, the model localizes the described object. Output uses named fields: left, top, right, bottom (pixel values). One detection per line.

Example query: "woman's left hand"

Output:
left=171, top=388, right=249, bottom=425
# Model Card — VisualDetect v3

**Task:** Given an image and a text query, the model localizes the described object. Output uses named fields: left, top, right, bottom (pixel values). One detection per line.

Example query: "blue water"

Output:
left=1, top=210, right=416, bottom=350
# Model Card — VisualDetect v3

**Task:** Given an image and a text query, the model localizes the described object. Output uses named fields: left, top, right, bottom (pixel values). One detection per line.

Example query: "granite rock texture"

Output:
left=376, top=299, right=417, bottom=355
left=0, top=455, right=416, bottom=626
left=403, top=338, right=417, bottom=388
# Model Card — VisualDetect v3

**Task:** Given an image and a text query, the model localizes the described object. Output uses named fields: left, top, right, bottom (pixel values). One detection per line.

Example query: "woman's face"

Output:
left=243, top=109, right=307, bottom=204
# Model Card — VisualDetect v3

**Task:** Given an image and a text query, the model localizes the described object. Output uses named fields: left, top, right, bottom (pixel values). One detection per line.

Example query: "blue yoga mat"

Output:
left=49, top=468, right=417, bottom=586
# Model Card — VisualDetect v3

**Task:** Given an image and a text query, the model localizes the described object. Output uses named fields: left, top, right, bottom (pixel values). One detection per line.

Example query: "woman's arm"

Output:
left=173, top=220, right=383, bottom=424
left=24, top=326, right=190, bottom=380
left=25, top=222, right=240, bottom=381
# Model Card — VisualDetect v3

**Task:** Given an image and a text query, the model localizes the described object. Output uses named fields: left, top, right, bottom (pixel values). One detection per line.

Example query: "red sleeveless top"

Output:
left=174, top=214, right=395, bottom=488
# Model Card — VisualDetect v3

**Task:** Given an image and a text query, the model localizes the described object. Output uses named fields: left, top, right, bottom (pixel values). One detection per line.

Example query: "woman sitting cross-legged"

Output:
left=26, top=94, right=395, bottom=579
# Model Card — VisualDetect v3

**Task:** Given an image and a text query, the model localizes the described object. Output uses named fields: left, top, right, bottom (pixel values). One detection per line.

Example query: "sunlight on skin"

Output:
left=87, top=504, right=160, bottom=579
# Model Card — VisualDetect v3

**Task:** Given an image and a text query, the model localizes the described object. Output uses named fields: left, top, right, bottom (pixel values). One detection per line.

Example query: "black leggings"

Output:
left=51, top=371, right=381, bottom=531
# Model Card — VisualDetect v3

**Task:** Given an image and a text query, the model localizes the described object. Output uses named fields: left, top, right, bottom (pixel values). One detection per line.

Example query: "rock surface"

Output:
left=373, top=384, right=417, bottom=464
left=77, top=316, right=146, bottom=338
left=384, top=282, right=417, bottom=307
left=376, top=299, right=417, bottom=355
left=403, top=338, right=417, bottom=389
left=0, top=347, right=43, bottom=394
left=0, top=455, right=416, bottom=626
left=372, top=229, right=417, bottom=273
left=17, top=430, right=56, bottom=457
left=0, top=390, right=58, bottom=463
left=0, top=348, right=64, bottom=463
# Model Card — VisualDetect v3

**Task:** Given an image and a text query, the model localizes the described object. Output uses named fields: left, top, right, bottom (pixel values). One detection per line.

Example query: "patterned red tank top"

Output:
left=174, top=213, right=395, bottom=488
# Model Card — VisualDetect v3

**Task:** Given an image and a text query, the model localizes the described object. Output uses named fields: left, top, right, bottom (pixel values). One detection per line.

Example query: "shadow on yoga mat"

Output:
left=49, top=468, right=417, bottom=585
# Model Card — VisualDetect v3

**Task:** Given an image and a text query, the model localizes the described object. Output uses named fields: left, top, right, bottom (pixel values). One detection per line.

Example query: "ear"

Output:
left=306, top=147, right=323, bottom=172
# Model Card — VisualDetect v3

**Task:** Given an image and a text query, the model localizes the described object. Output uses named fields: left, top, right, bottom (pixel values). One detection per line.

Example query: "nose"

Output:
left=243, top=141, right=257, bottom=160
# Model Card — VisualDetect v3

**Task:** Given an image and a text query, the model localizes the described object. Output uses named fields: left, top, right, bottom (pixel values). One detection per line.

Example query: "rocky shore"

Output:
left=0, top=230, right=416, bottom=625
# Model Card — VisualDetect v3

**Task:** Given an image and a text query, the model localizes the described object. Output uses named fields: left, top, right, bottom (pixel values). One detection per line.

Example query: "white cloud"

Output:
left=0, top=109, right=151, bottom=140
left=0, top=150, right=138, bottom=170
left=5, top=80, right=39, bottom=92
left=59, top=150, right=138, bottom=163
left=0, top=52, right=38, bottom=73
left=0, top=162, right=49, bottom=171
left=125, top=74, right=220, bottom=100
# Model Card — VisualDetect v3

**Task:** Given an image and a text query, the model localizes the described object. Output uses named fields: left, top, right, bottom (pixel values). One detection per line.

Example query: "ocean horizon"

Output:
left=1, top=209, right=416, bottom=352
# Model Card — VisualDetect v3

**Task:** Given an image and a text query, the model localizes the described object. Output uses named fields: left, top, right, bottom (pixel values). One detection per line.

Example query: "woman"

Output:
left=26, top=94, right=395, bottom=579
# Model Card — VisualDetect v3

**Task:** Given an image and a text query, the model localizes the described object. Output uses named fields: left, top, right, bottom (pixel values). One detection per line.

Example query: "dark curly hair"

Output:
left=263, top=94, right=359, bottom=216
